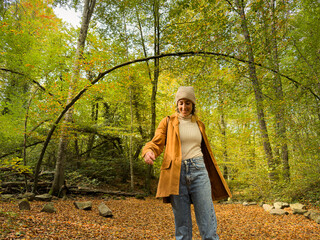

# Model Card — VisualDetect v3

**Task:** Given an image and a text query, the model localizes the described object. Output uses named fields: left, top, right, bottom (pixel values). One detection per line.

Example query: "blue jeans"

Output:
left=170, top=157, right=219, bottom=240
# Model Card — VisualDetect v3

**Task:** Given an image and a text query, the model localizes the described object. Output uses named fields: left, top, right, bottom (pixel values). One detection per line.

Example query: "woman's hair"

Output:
left=176, top=103, right=196, bottom=115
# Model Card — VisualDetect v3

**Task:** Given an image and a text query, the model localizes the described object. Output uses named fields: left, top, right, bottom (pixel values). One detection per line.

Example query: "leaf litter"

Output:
left=1, top=197, right=319, bottom=239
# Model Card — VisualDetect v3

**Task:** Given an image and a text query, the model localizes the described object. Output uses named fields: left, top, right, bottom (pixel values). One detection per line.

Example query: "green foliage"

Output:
left=77, top=157, right=115, bottom=183
left=0, top=157, right=32, bottom=175
left=66, top=171, right=99, bottom=187
left=0, top=0, right=319, bottom=203
left=135, top=194, right=146, bottom=200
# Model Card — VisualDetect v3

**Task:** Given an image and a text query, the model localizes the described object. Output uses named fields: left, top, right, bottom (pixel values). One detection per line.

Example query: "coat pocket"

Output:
left=160, top=159, right=172, bottom=170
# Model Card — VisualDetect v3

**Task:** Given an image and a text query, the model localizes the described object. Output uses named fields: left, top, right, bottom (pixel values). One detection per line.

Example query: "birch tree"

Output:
left=233, top=0, right=277, bottom=182
left=50, top=0, right=96, bottom=196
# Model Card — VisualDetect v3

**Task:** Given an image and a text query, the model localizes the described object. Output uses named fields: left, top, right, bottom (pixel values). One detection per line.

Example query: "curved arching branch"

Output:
left=33, top=51, right=320, bottom=192
left=95, top=51, right=320, bottom=100
left=0, top=68, right=63, bottom=107
left=3, top=52, right=318, bottom=101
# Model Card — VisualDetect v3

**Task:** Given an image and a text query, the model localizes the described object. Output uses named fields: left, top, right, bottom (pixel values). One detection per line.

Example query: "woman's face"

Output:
left=178, top=98, right=193, bottom=117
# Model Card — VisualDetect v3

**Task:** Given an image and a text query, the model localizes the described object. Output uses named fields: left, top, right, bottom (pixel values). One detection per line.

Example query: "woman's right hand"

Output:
left=144, top=151, right=155, bottom=165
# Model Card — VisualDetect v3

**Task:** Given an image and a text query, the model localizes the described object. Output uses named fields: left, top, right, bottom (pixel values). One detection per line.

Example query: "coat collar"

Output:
left=170, top=112, right=199, bottom=124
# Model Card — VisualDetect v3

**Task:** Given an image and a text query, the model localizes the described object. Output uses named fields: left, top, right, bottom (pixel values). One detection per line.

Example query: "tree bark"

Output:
left=130, top=86, right=134, bottom=191
left=85, top=102, right=98, bottom=162
left=123, top=14, right=134, bottom=191
left=136, top=7, right=155, bottom=193
left=146, top=0, right=161, bottom=194
left=1, top=141, right=43, bottom=159
left=269, top=0, right=290, bottom=181
left=50, top=0, right=96, bottom=196
left=151, top=0, right=160, bottom=137
left=136, top=9, right=153, bottom=82
left=217, top=81, right=229, bottom=180
left=23, top=88, right=38, bottom=192
left=235, top=0, right=276, bottom=182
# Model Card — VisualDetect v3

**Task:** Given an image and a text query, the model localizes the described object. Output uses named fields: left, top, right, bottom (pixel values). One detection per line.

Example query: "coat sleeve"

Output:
left=141, top=117, right=168, bottom=158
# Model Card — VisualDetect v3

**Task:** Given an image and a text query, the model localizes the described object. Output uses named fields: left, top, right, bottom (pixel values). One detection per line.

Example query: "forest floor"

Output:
left=1, top=196, right=320, bottom=240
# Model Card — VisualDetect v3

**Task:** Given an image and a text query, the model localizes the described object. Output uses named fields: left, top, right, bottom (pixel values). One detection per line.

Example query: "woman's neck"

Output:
left=178, top=113, right=192, bottom=119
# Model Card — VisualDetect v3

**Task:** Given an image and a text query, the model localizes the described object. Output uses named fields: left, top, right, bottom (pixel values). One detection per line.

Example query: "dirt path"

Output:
left=1, top=197, right=319, bottom=239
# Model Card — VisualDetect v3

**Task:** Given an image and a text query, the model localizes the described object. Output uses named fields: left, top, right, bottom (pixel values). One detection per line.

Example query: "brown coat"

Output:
left=142, top=113, right=232, bottom=202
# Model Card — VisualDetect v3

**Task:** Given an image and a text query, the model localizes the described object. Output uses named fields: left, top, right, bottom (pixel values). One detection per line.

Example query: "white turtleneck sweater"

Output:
left=178, top=114, right=203, bottom=160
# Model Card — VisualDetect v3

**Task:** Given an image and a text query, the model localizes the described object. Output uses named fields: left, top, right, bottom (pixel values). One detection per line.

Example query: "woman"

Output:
left=142, top=86, right=231, bottom=240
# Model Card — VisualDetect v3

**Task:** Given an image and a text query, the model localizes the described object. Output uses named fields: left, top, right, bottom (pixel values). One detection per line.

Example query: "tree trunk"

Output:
left=217, top=81, right=229, bottom=180
left=130, top=86, right=134, bottom=191
left=23, top=88, right=38, bottom=192
left=220, top=112, right=229, bottom=180
left=50, top=0, right=96, bottom=196
left=74, top=133, right=81, bottom=168
left=133, top=9, right=155, bottom=189
left=235, top=0, right=277, bottom=182
left=136, top=9, right=153, bottom=82
left=123, top=15, right=134, bottom=191
left=123, top=13, right=135, bottom=191
left=269, top=0, right=290, bottom=181
left=318, top=83, right=320, bottom=121
left=85, top=102, right=98, bottom=163
left=146, top=0, right=160, bottom=194
left=151, top=0, right=160, bottom=137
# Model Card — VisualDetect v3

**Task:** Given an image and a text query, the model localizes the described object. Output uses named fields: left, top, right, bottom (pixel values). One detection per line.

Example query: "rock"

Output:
left=219, top=199, right=238, bottom=204
left=304, top=211, right=311, bottom=218
left=313, top=215, right=320, bottom=224
left=135, top=194, right=145, bottom=200
left=282, top=202, right=290, bottom=208
left=274, top=202, right=289, bottom=209
left=243, top=201, right=257, bottom=206
left=98, top=202, right=113, bottom=218
left=41, top=203, right=56, bottom=213
left=270, top=209, right=289, bottom=215
left=18, top=199, right=30, bottom=210
left=263, top=204, right=274, bottom=212
left=20, top=192, right=35, bottom=201
left=52, top=196, right=59, bottom=201
left=293, top=209, right=308, bottom=215
left=1, top=194, right=14, bottom=201
left=290, top=203, right=306, bottom=211
left=35, top=194, right=52, bottom=202
left=306, top=210, right=320, bottom=224
left=74, top=201, right=92, bottom=210
left=273, top=202, right=282, bottom=209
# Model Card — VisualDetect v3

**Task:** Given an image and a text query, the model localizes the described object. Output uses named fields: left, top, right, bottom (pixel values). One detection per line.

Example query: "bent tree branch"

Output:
left=0, top=141, right=44, bottom=159
left=0, top=68, right=63, bottom=106
left=32, top=51, right=320, bottom=192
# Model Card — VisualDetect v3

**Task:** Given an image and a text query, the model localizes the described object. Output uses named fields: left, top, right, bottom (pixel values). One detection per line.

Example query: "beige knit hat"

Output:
left=175, top=86, right=196, bottom=104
